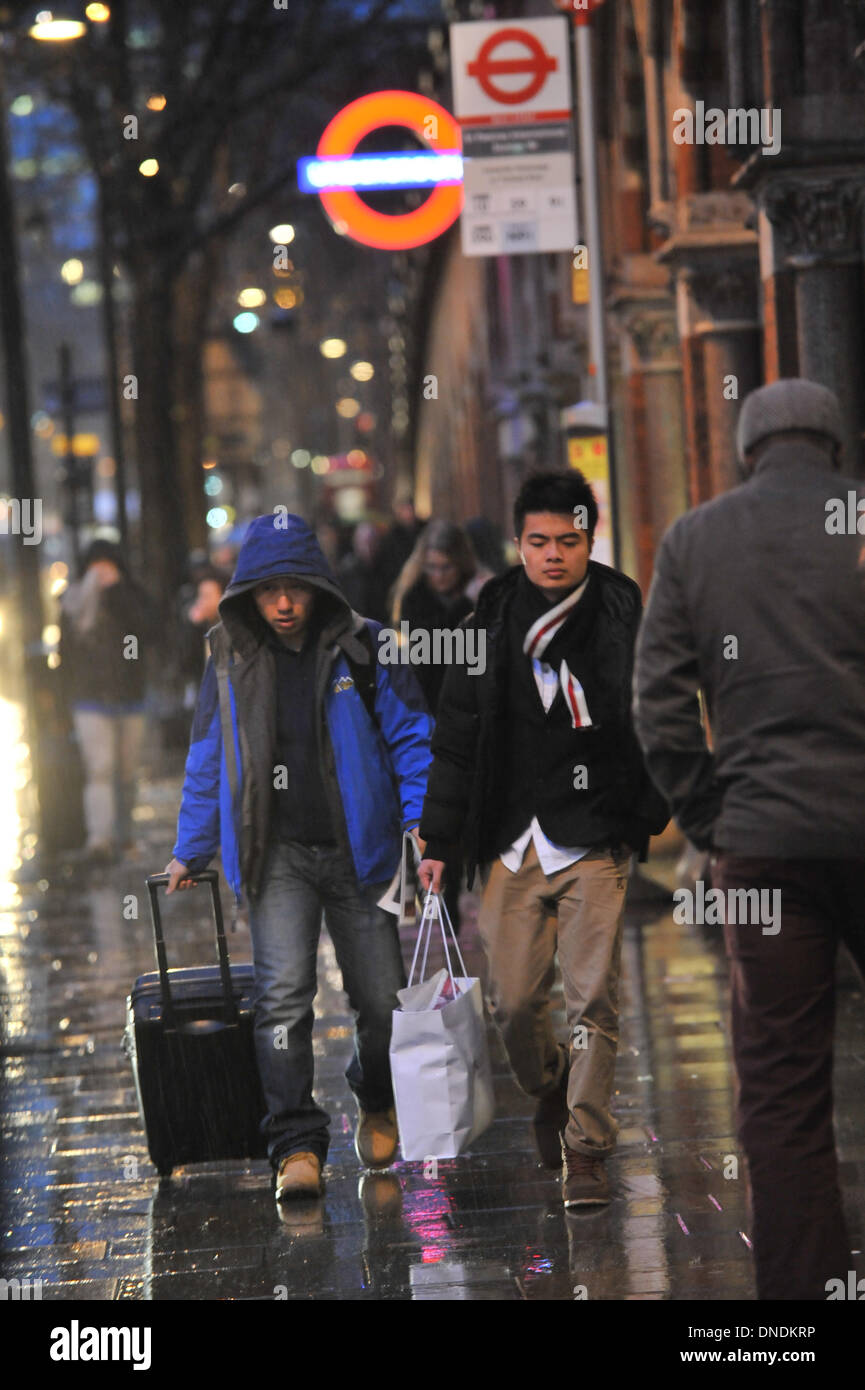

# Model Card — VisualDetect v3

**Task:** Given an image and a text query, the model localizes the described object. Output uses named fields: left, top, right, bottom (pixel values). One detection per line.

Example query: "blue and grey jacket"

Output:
left=173, top=513, right=433, bottom=900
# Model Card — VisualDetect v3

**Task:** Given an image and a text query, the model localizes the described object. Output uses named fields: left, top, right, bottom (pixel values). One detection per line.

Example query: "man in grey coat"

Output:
left=633, top=379, right=865, bottom=1300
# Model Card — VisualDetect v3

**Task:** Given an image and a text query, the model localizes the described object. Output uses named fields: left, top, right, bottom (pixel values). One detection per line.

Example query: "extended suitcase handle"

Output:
left=145, top=870, right=239, bottom=1031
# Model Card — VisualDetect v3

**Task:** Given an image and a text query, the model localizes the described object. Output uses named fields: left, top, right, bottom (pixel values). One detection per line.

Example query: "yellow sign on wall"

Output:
left=567, top=432, right=612, bottom=566
left=571, top=264, right=589, bottom=304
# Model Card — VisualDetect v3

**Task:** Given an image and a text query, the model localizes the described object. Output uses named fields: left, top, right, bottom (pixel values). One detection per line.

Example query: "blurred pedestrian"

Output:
left=633, top=378, right=865, bottom=1300
left=337, top=521, right=388, bottom=622
left=164, top=514, right=433, bottom=1203
left=391, top=520, right=476, bottom=715
left=464, top=516, right=507, bottom=604
left=59, top=539, right=156, bottom=864
left=178, top=565, right=229, bottom=711
left=378, top=497, right=424, bottom=606
left=315, top=518, right=343, bottom=572
left=392, top=520, right=476, bottom=935
left=210, top=539, right=239, bottom=574
left=418, top=472, right=668, bottom=1206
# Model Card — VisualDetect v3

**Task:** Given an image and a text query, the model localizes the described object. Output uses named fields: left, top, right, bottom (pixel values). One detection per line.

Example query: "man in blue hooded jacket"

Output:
left=164, top=512, right=433, bottom=1201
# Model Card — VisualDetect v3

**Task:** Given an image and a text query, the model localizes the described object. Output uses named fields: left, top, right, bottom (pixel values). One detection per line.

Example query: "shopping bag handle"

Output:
left=407, top=888, right=468, bottom=990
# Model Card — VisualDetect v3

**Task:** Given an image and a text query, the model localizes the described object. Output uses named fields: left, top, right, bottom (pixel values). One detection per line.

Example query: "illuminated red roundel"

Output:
left=316, top=91, right=463, bottom=251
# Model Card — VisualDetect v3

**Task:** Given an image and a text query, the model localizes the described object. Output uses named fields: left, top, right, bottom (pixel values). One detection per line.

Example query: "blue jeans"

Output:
left=248, top=839, right=406, bottom=1168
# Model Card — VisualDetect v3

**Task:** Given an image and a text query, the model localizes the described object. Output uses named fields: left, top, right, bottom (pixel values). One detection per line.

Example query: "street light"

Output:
left=28, top=12, right=87, bottom=41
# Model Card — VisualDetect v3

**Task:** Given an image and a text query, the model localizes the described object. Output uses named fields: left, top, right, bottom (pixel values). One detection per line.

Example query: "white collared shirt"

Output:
left=499, top=656, right=590, bottom=876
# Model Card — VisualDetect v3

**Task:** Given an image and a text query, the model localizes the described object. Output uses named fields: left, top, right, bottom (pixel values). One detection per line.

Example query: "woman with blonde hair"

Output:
left=391, top=519, right=476, bottom=717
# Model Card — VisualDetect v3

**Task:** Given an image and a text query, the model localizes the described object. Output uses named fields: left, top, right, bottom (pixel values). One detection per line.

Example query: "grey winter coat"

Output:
left=633, top=439, right=865, bottom=859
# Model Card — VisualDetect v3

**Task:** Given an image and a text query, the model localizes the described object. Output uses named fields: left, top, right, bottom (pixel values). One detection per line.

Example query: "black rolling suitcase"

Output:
left=124, top=870, right=268, bottom=1176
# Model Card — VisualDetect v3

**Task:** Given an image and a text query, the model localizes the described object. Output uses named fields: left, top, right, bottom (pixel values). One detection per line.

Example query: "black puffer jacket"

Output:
left=419, top=563, right=669, bottom=879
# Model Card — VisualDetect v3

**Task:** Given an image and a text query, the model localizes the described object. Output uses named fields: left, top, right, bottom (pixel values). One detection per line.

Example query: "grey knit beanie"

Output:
left=736, top=378, right=844, bottom=463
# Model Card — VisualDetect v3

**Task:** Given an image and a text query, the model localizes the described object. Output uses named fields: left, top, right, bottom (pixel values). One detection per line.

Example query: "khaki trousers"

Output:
left=477, top=841, right=629, bottom=1156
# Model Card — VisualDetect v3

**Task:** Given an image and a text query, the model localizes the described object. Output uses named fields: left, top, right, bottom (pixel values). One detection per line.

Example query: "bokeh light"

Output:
left=60, top=258, right=84, bottom=284
left=237, top=287, right=266, bottom=308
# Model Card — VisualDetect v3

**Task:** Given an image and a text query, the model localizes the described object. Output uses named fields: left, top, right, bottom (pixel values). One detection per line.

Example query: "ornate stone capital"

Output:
left=624, top=309, right=679, bottom=365
left=762, top=178, right=865, bottom=266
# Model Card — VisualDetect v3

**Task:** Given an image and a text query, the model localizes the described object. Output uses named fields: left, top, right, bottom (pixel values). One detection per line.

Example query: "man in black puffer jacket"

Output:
left=418, top=472, right=668, bottom=1207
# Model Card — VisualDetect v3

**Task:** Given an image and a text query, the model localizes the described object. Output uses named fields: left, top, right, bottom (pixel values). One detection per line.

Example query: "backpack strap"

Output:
left=209, top=636, right=242, bottom=924
left=215, top=663, right=240, bottom=810
left=209, top=630, right=240, bottom=812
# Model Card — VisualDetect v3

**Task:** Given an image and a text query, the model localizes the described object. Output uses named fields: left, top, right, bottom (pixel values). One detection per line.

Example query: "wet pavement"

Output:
left=2, top=759, right=865, bottom=1304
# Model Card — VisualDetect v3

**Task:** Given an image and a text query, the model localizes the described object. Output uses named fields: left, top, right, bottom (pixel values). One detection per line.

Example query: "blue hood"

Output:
left=218, top=513, right=351, bottom=654
left=228, top=513, right=338, bottom=589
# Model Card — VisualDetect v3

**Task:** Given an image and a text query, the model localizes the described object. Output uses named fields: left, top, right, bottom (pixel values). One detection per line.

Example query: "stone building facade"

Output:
left=413, top=0, right=865, bottom=587
left=603, top=0, right=865, bottom=589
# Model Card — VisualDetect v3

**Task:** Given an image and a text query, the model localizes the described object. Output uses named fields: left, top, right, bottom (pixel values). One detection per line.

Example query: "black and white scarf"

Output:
left=522, top=576, right=592, bottom=729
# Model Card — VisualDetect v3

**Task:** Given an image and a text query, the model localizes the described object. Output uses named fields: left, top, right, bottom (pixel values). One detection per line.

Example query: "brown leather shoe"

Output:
left=354, top=1107, right=399, bottom=1168
left=562, top=1143, right=610, bottom=1207
left=274, top=1151, right=323, bottom=1201
left=533, top=1055, right=569, bottom=1169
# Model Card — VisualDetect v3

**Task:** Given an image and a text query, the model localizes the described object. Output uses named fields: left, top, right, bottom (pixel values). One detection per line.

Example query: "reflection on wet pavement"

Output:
left=2, top=766, right=864, bottom=1301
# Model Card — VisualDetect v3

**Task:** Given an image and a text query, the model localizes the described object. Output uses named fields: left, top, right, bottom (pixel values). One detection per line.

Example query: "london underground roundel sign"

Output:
left=468, top=27, right=558, bottom=104
left=309, top=91, right=463, bottom=251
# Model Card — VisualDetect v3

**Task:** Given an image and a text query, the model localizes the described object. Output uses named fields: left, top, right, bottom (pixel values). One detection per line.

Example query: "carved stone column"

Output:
left=657, top=192, right=761, bottom=506
left=680, top=258, right=761, bottom=497
left=757, top=176, right=865, bottom=473
left=609, top=284, right=685, bottom=592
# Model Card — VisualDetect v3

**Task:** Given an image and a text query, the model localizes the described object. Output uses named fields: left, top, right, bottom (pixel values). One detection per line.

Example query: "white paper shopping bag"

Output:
left=377, top=831, right=421, bottom=927
left=390, top=891, right=495, bottom=1161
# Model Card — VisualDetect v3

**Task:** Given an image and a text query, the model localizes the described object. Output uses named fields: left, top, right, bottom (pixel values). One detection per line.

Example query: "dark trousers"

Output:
left=248, top=840, right=406, bottom=1168
left=713, top=854, right=865, bottom=1300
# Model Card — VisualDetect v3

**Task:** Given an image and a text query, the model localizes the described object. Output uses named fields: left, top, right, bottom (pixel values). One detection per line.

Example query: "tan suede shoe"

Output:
left=274, top=1151, right=324, bottom=1201
left=354, top=1107, right=399, bottom=1168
